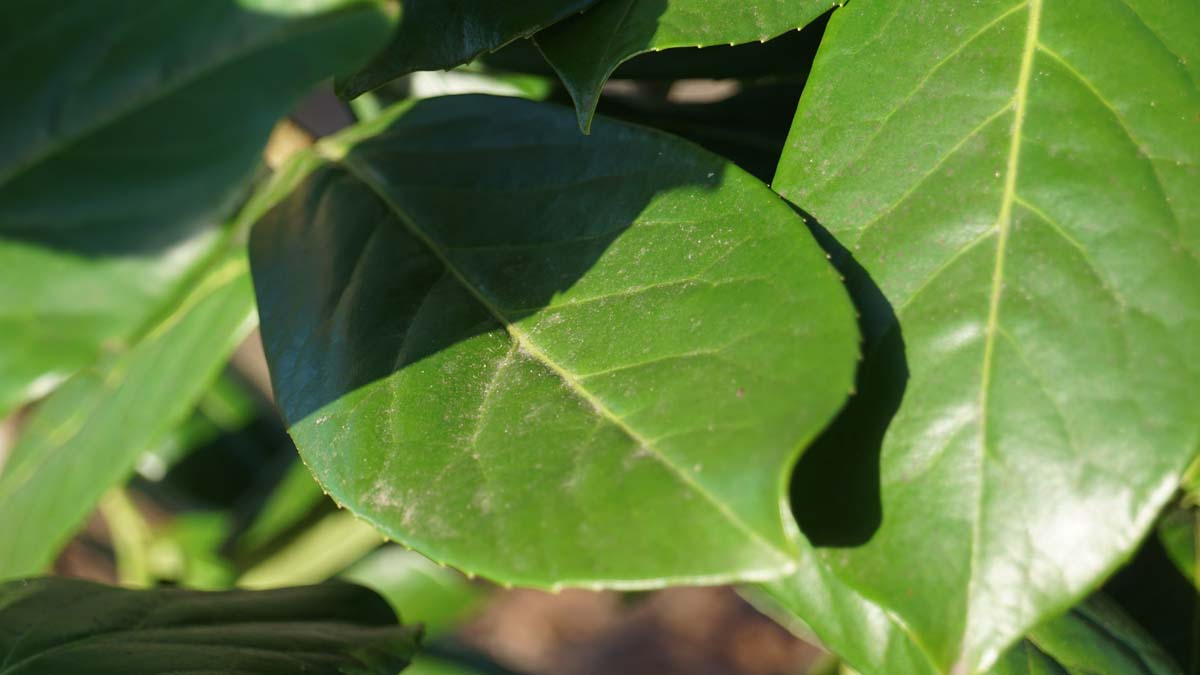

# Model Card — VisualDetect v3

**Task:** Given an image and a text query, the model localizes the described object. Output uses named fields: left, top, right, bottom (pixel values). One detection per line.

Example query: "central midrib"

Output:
left=962, top=0, right=1043, bottom=665
left=326, top=151, right=795, bottom=568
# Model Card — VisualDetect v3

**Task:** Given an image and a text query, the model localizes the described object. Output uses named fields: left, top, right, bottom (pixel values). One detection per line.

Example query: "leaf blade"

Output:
left=773, top=0, right=1200, bottom=670
left=250, top=94, right=860, bottom=588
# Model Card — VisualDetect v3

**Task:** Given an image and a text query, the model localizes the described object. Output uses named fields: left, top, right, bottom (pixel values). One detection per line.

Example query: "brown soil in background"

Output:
left=458, top=586, right=824, bottom=675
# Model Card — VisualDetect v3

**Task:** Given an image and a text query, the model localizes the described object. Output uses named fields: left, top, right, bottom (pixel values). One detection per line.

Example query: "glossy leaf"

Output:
left=752, top=551, right=940, bottom=675
left=250, top=94, right=859, bottom=588
left=533, top=0, right=835, bottom=131
left=761, top=569, right=1181, bottom=675
left=337, top=0, right=598, bottom=99
left=0, top=0, right=393, bottom=417
left=0, top=577, right=419, bottom=674
left=773, top=0, right=1200, bottom=671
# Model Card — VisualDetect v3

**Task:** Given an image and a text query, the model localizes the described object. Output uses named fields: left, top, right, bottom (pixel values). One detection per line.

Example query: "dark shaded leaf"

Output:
left=337, top=0, right=598, bottom=98
left=0, top=577, right=419, bottom=675
left=0, top=0, right=392, bottom=416
left=534, top=0, right=835, bottom=131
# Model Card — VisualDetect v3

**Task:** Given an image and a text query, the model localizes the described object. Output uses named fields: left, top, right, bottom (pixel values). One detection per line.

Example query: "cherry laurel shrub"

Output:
left=1, top=1, right=1198, bottom=673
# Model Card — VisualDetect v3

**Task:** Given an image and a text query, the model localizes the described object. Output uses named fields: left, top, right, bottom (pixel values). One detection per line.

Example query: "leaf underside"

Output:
left=249, top=94, right=859, bottom=588
left=773, top=0, right=1200, bottom=671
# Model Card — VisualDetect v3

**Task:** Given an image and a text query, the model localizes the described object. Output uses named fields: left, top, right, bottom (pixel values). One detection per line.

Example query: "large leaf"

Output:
left=336, top=1, right=599, bottom=99
left=0, top=577, right=419, bottom=674
left=760, top=570, right=1181, bottom=675
left=772, top=0, right=1200, bottom=671
left=0, top=0, right=393, bottom=417
left=533, top=0, right=835, bottom=131
left=250, top=94, right=859, bottom=588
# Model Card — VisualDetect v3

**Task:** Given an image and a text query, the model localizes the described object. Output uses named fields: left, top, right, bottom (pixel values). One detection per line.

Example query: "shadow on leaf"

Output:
left=791, top=210, right=909, bottom=548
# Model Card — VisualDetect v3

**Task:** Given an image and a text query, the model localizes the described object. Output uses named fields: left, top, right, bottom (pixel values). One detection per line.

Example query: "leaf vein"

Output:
left=805, top=1, right=1028, bottom=200
left=332, top=154, right=795, bottom=564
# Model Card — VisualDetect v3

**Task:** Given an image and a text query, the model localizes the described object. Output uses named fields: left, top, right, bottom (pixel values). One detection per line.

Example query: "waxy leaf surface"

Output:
left=0, top=0, right=391, bottom=417
left=250, top=94, right=859, bottom=588
left=773, top=0, right=1200, bottom=671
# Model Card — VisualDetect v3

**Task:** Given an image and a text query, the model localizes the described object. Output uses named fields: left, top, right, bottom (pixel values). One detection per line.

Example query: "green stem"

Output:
left=237, top=509, right=384, bottom=588
left=99, top=488, right=153, bottom=588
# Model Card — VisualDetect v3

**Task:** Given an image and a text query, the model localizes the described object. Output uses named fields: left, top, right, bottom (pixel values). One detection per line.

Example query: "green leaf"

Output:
left=402, top=659, right=485, bottom=675
left=249, top=94, right=859, bottom=588
left=343, top=547, right=484, bottom=637
left=760, top=568, right=1181, bottom=675
left=0, top=0, right=393, bottom=417
left=0, top=577, right=419, bottom=675
left=772, top=0, right=1200, bottom=671
left=146, top=511, right=238, bottom=590
left=336, top=0, right=599, bottom=99
left=233, top=457, right=331, bottom=562
left=533, top=0, right=835, bottom=131
left=483, top=25, right=822, bottom=82
left=239, top=510, right=384, bottom=589
left=0, top=145, right=332, bottom=581
left=990, top=597, right=1182, bottom=675
left=0, top=252, right=255, bottom=581
left=1158, top=504, right=1199, bottom=587
left=751, top=550, right=940, bottom=675
left=136, top=373, right=261, bottom=481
